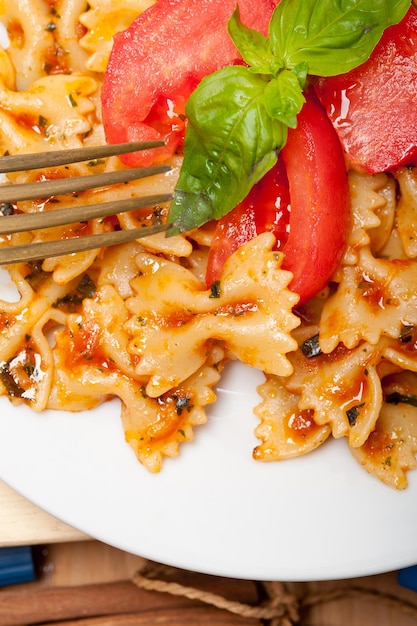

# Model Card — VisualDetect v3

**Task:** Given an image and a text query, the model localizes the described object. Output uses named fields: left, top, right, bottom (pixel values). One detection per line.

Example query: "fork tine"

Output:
left=0, top=222, right=172, bottom=265
left=0, top=141, right=165, bottom=173
left=0, top=164, right=171, bottom=203
left=0, top=193, right=173, bottom=235
left=0, top=141, right=175, bottom=264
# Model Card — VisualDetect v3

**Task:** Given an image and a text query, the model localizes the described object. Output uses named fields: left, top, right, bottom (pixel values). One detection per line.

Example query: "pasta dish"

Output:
left=0, top=0, right=416, bottom=490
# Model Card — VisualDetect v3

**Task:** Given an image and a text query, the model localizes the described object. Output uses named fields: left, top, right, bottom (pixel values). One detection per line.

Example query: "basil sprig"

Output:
left=168, top=0, right=411, bottom=233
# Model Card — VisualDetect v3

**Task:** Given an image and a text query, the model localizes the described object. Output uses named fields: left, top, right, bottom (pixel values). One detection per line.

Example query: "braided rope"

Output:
left=132, top=563, right=417, bottom=625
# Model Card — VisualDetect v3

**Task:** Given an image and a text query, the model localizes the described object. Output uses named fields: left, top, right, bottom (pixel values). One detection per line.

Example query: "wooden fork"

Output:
left=0, top=141, right=174, bottom=265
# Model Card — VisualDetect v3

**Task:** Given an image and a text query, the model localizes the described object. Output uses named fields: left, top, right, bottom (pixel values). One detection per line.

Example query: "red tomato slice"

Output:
left=206, top=91, right=351, bottom=305
left=102, top=0, right=277, bottom=166
left=280, top=90, right=350, bottom=303
left=315, top=6, right=417, bottom=174
left=205, top=158, right=291, bottom=287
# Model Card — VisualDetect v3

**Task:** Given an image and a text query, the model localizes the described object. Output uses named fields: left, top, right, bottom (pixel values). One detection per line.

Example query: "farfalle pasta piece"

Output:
left=125, top=233, right=300, bottom=398
left=53, top=283, right=141, bottom=381
left=286, top=342, right=383, bottom=447
left=382, top=330, right=417, bottom=373
left=99, top=240, right=195, bottom=304
left=253, top=374, right=331, bottom=461
left=351, top=403, right=417, bottom=489
left=122, top=359, right=223, bottom=472
left=0, top=304, right=67, bottom=410
left=94, top=240, right=146, bottom=299
left=394, top=167, right=417, bottom=258
left=0, top=264, right=74, bottom=408
left=343, top=171, right=394, bottom=265
left=0, top=73, right=97, bottom=147
left=1, top=0, right=55, bottom=89
left=49, top=358, right=222, bottom=473
left=0, top=262, right=75, bottom=363
left=0, top=108, right=47, bottom=154
left=0, top=49, right=48, bottom=153
left=49, top=286, right=141, bottom=411
left=319, top=246, right=417, bottom=353
left=367, top=174, right=397, bottom=255
left=79, top=0, right=156, bottom=73
left=54, top=0, right=91, bottom=74
left=51, top=300, right=223, bottom=472
left=0, top=49, right=16, bottom=90
left=350, top=372, right=417, bottom=489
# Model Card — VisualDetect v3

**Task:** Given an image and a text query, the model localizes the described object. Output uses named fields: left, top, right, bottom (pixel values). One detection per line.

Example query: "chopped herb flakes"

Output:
left=400, top=325, right=415, bottom=343
left=209, top=280, right=221, bottom=298
left=38, top=115, right=48, bottom=128
left=0, top=202, right=14, bottom=216
left=173, top=393, right=192, bottom=415
left=68, top=93, right=78, bottom=107
left=53, top=274, right=96, bottom=311
left=386, top=392, right=417, bottom=408
left=77, top=274, right=97, bottom=298
left=346, top=403, right=365, bottom=427
left=301, top=334, right=321, bottom=358
left=0, top=363, right=24, bottom=398
left=24, top=262, right=50, bottom=290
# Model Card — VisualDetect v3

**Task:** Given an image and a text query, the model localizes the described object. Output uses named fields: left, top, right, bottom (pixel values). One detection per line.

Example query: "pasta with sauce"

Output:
left=0, top=0, right=416, bottom=487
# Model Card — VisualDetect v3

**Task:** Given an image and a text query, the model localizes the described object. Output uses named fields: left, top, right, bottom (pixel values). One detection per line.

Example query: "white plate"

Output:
left=0, top=343, right=416, bottom=581
left=0, top=267, right=415, bottom=581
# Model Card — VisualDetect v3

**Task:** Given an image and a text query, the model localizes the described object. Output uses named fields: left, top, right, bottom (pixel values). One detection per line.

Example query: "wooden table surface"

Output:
left=1, top=480, right=417, bottom=626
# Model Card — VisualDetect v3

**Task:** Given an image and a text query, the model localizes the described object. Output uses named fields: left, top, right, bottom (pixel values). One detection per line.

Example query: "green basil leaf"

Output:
left=263, top=70, right=305, bottom=128
left=228, top=5, right=280, bottom=75
left=291, top=61, right=309, bottom=88
left=168, top=66, right=286, bottom=233
left=269, top=0, right=411, bottom=76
